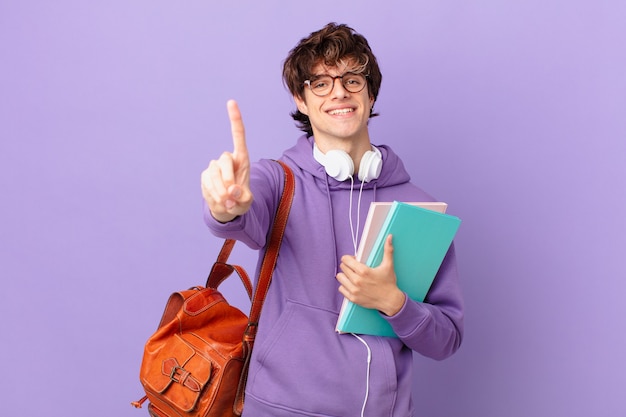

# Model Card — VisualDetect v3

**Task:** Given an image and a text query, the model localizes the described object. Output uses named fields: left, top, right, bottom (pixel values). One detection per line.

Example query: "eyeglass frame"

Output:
left=303, top=72, right=370, bottom=97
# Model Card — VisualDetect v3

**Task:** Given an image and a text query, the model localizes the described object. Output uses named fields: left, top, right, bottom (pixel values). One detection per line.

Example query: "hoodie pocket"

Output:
left=247, top=300, right=383, bottom=416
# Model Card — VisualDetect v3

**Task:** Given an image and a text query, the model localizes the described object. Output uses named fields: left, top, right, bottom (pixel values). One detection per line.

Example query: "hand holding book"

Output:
left=337, top=234, right=407, bottom=317
left=335, top=201, right=461, bottom=337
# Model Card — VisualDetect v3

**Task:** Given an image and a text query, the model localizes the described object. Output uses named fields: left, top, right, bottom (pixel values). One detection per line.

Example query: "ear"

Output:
left=294, top=94, right=309, bottom=116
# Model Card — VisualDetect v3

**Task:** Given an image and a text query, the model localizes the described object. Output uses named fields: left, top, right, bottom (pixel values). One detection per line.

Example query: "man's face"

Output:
left=295, top=61, right=374, bottom=147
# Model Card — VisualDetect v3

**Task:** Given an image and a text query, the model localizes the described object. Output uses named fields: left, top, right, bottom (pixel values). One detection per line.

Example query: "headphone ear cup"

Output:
left=324, top=150, right=354, bottom=182
left=358, top=148, right=383, bottom=182
left=314, top=143, right=382, bottom=182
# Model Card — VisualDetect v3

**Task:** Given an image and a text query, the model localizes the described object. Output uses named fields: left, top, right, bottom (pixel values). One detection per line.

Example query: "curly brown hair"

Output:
left=282, top=23, right=383, bottom=137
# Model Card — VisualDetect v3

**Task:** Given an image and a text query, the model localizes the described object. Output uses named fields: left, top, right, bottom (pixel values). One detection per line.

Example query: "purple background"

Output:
left=2, top=1, right=625, bottom=416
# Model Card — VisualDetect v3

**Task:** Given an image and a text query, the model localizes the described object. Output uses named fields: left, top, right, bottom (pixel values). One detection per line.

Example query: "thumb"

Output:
left=228, top=184, right=242, bottom=200
left=381, top=234, right=395, bottom=268
left=224, top=184, right=242, bottom=208
left=224, top=182, right=253, bottom=213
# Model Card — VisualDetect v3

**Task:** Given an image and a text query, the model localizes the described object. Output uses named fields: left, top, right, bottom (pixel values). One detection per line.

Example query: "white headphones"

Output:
left=313, top=143, right=382, bottom=183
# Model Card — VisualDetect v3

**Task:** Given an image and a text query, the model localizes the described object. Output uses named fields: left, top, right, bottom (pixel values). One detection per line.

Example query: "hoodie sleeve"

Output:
left=383, top=243, right=464, bottom=360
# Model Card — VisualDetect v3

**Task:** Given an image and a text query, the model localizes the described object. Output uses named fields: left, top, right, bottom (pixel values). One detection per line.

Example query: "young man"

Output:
left=201, top=23, right=463, bottom=417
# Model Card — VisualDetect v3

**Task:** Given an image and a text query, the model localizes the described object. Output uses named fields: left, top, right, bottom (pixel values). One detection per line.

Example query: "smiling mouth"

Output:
left=327, top=108, right=354, bottom=116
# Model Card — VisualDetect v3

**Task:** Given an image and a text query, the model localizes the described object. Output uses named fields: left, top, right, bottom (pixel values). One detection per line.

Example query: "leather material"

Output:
left=134, top=161, right=295, bottom=417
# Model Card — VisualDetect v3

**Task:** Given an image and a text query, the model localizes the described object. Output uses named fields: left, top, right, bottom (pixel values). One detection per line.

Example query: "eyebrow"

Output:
left=310, top=70, right=361, bottom=78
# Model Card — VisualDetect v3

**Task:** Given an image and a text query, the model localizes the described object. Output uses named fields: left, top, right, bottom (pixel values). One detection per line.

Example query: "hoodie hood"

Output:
left=282, top=135, right=412, bottom=190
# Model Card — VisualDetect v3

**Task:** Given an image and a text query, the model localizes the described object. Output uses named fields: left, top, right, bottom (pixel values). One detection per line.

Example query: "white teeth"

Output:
left=328, top=108, right=354, bottom=115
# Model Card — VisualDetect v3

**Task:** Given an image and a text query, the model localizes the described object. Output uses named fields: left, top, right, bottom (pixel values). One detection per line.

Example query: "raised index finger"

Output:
left=227, top=99, right=248, bottom=160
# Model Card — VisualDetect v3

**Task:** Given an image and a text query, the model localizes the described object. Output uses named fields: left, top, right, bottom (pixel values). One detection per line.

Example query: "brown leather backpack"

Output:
left=132, top=161, right=294, bottom=416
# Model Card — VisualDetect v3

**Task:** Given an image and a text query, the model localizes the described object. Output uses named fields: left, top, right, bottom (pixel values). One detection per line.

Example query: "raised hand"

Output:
left=201, top=100, right=253, bottom=223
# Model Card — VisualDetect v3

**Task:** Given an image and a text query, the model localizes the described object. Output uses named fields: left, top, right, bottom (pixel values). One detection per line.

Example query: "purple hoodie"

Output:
left=205, top=135, right=463, bottom=417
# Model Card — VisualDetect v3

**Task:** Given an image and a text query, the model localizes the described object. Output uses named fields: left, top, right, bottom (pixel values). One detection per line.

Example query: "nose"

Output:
left=330, top=77, right=349, bottom=98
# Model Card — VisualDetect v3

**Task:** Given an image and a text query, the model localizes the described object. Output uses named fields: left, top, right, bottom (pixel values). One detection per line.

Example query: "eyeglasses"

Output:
left=304, top=72, right=369, bottom=97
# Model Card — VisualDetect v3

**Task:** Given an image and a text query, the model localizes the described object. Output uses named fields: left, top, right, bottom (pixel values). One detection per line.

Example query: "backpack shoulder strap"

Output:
left=248, top=160, right=295, bottom=324
left=234, top=160, right=295, bottom=415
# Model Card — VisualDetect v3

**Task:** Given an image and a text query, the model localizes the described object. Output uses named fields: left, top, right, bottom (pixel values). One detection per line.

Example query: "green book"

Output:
left=335, top=201, right=461, bottom=337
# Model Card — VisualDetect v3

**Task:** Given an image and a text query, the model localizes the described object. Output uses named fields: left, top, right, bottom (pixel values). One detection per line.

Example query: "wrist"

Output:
left=211, top=211, right=238, bottom=224
left=380, top=290, right=406, bottom=317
